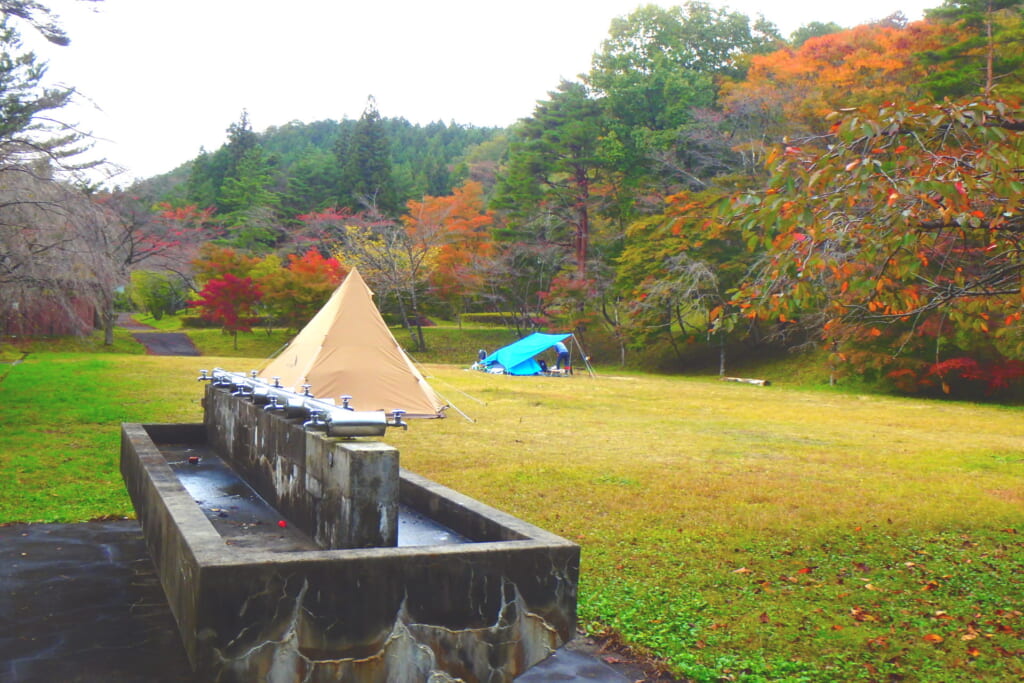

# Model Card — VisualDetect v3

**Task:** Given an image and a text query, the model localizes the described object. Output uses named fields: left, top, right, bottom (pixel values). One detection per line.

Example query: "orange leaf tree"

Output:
left=723, top=96, right=1024, bottom=395
left=720, top=18, right=951, bottom=139
left=404, top=181, right=494, bottom=321
left=191, top=244, right=262, bottom=288
left=259, top=249, right=347, bottom=330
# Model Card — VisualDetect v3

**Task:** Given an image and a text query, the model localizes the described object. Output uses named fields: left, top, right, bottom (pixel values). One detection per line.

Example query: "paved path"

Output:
left=0, top=521, right=195, bottom=682
left=117, top=314, right=200, bottom=357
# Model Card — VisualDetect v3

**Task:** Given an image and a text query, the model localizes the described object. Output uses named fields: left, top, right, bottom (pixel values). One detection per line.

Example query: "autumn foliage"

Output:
left=721, top=19, right=951, bottom=133
left=403, top=181, right=494, bottom=314
left=188, top=246, right=346, bottom=341
left=713, top=97, right=1024, bottom=396
left=189, top=273, right=262, bottom=347
left=259, top=249, right=347, bottom=329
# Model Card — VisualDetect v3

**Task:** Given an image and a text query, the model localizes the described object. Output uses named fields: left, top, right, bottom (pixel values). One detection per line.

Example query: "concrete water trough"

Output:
left=120, top=380, right=579, bottom=682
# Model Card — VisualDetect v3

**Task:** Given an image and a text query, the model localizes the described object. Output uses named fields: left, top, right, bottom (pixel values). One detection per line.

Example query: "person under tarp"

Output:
left=554, top=340, right=570, bottom=373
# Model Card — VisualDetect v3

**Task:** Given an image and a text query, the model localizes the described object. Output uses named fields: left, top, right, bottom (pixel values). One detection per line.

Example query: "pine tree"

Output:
left=336, top=96, right=399, bottom=215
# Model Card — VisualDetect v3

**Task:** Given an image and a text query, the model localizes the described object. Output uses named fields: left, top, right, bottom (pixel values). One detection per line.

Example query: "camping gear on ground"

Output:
left=259, top=268, right=447, bottom=419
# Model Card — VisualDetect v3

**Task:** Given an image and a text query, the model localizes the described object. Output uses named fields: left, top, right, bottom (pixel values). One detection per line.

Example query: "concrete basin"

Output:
left=121, top=397, right=579, bottom=683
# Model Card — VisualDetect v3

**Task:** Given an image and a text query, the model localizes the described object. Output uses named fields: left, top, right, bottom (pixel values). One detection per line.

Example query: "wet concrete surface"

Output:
left=161, top=442, right=470, bottom=549
left=397, top=505, right=470, bottom=546
left=161, top=443, right=320, bottom=552
left=0, top=520, right=197, bottom=682
left=0, top=521, right=631, bottom=682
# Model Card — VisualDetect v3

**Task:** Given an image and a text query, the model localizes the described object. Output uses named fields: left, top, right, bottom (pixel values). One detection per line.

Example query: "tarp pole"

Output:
left=570, top=335, right=596, bottom=378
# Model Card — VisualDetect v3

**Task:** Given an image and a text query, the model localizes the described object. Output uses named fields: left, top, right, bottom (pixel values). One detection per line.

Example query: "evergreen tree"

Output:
left=0, top=16, right=90, bottom=171
left=921, top=0, right=1024, bottom=98
left=219, top=146, right=282, bottom=251
left=225, top=109, right=259, bottom=179
left=336, top=96, right=399, bottom=214
left=790, top=21, right=844, bottom=47
left=282, top=147, right=338, bottom=215
left=493, top=80, right=607, bottom=279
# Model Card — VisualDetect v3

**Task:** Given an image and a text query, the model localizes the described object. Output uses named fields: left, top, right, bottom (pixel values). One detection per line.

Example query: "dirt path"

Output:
left=118, top=313, right=201, bottom=356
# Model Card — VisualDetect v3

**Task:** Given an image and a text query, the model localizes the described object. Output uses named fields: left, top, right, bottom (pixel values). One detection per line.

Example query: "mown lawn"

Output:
left=0, top=343, right=1021, bottom=681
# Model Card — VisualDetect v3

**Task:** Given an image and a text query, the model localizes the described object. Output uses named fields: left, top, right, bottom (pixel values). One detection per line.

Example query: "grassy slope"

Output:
left=1, top=325, right=1022, bottom=681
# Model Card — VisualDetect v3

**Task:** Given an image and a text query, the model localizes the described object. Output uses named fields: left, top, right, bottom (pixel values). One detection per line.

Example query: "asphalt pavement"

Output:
left=118, top=314, right=200, bottom=356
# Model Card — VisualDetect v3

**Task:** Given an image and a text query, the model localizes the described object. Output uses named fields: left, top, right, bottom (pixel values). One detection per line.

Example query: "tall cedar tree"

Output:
left=336, top=97, right=400, bottom=215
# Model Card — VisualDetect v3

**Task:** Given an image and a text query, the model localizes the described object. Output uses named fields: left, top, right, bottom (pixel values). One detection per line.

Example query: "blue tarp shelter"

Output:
left=481, top=333, right=571, bottom=376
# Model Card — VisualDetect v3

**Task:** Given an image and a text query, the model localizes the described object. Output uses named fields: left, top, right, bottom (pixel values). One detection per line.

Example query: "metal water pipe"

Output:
left=197, top=368, right=408, bottom=437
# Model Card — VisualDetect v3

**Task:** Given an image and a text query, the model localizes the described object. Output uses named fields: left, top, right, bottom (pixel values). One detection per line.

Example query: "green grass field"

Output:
left=1, top=326, right=1021, bottom=681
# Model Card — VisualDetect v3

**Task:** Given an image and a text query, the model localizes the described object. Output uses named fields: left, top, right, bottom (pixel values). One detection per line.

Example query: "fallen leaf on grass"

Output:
left=733, top=567, right=752, bottom=574
left=924, top=633, right=944, bottom=643
left=866, top=635, right=889, bottom=649
left=851, top=606, right=877, bottom=622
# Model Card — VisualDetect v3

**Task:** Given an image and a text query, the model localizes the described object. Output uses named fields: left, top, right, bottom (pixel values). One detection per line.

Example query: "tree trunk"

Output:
left=104, top=313, right=115, bottom=346
left=985, top=5, right=994, bottom=97
left=574, top=169, right=590, bottom=279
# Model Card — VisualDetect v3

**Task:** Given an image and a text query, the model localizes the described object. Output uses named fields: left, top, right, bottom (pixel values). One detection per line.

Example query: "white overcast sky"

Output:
left=27, top=0, right=941, bottom=184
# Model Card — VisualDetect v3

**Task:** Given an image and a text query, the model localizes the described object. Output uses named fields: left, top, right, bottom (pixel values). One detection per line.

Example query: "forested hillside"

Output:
left=4, top=0, right=1024, bottom=400
left=179, top=106, right=503, bottom=221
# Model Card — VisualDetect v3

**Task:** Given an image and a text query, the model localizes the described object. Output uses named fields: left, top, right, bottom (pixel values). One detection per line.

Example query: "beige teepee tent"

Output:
left=259, top=268, right=446, bottom=418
